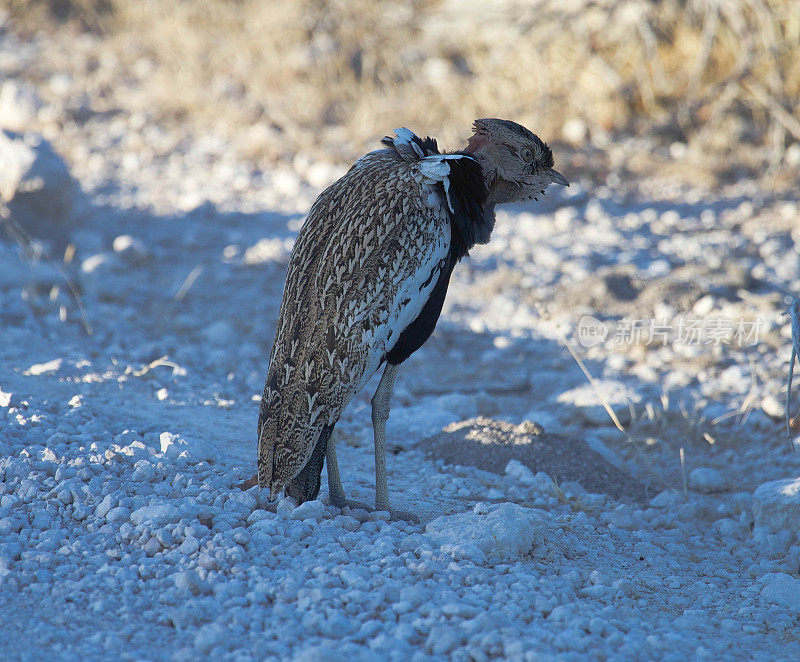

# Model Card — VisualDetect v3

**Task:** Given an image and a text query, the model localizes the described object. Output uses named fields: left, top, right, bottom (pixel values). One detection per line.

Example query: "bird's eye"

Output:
left=521, top=148, right=533, bottom=161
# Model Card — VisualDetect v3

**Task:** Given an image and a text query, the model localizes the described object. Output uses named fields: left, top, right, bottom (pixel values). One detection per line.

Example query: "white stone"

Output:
left=159, top=432, right=185, bottom=454
left=174, top=569, right=210, bottom=596
left=712, top=518, right=746, bottom=538
left=760, top=573, right=800, bottom=613
left=132, top=461, right=156, bottom=483
left=178, top=536, right=200, bottom=555
left=692, top=295, right=715, bottom=316
left=227, top=490, right=258, bottom=513
left=439, top=543, right=486, bottom=565
left=650, top=490, right=683, bottom=508
left=590, top=570, right=608, bottom=585
left=398, top=533, right=429, bottom=554
left=105, top=506, right=131, bottom=524
left=112, top=234, right=149, bottom=263
left=130, top=503, right=182, bottom=528
left=752, top=477, right=800, bottom=536
left=291, top=499, right=325, bottom=521
left=25, top=358, right=62, bottom=376
left=441, top=602, right=481, bottom=618
left=425, top=503, right=548, bottom=562
left=556, top=381, right=638, bottom=426
left=472, top=502, right=489, bottom=515
left=504, top=459, right=535, bottom=486
left=271, top=168, right=301, bottom=197
left=562, top=481, right=587, bottom=498
left=81, top=253, right=113, bottom=275
left=276, top=497, right=297, bottom=518
left=94, top=495, right=114, bottom=519
left=753, top=527, right=793, bottom=556
left=688, top=467, right=729, bottom=494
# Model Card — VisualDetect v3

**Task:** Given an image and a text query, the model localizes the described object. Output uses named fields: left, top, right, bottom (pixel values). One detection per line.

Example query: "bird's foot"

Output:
left=386, top=508, right=420, bottom=524
left=326, top=497, right=420, bottom=524
left=376, top=500, right=420, bottom=524
left=326, top=496, right=374, bottom=512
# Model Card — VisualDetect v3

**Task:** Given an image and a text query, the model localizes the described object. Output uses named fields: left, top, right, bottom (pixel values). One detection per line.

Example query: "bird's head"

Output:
left=464, top=118, right=568, bottom=205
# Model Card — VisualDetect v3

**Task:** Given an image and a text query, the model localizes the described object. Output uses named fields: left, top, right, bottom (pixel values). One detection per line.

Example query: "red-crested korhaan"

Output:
left=256, top=119, right=568, bottom=521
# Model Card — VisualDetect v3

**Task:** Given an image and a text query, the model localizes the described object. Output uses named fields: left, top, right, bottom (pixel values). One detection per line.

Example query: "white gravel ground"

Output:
left=2, top=34, right=800, bottom=660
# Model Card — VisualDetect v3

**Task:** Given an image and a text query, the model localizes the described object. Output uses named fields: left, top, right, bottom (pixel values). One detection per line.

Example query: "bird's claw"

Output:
left=387, top=509, right=420, bottom=524
left=326, top=497, right=420, bottom=524
left=327, top=496, right=374, bottom=512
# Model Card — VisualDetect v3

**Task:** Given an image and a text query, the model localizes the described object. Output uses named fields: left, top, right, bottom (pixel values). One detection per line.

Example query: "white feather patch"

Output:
left=393, top=127, right=425, bottom=158
left=417, top=154, right=475, bottom=214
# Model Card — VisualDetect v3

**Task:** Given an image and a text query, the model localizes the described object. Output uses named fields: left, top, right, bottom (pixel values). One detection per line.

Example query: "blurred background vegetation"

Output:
left=4, top=0, right=800, bottom=187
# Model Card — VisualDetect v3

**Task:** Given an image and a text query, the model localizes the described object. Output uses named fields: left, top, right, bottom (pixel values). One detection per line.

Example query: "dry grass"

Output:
left=5, top=0, right=800, bottom=181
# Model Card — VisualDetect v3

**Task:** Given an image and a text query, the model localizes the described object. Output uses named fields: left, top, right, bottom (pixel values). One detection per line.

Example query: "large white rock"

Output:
left=760, top=573, right=800, bottom=613
left=425, top=502, right=549, bottom=562
left=0, top=130, right=75, bottom=242
left=752, top=477, right=800, bottom=537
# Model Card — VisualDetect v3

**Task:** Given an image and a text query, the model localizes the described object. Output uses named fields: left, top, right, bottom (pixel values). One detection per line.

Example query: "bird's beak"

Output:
left=547, top=169, right=569, bottom=187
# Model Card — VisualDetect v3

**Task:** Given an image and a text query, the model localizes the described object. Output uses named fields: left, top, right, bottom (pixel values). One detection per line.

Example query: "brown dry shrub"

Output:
left=5, top=0, right=799, bottom=178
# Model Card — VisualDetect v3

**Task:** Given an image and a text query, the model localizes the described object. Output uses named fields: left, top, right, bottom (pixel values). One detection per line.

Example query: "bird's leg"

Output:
left=324, top=430, right=372, bottom=511
left=372, top=363, right=397, bottom=511
left=325, top=431, right=347, bottom=504
left=371, top=364, right=418, bottom=523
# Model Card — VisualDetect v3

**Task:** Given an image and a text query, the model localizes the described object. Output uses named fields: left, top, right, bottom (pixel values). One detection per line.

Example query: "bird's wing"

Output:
left=258, top=148, right=472, bottom=496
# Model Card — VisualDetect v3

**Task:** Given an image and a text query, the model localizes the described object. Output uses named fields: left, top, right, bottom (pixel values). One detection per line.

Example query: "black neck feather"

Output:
left=381, top=132, right=495, bottom=261
left=441, top=152, right=493, bottom=261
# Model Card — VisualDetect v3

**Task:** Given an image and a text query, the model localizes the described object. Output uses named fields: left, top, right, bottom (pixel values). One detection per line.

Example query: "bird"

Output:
left=256, top=118, right=568, bottom=520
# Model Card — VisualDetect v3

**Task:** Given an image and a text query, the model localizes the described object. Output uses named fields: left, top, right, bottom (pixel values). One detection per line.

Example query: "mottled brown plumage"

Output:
left=259, top=149, right=448, bottom=494
left=257, top=119, right=567, bottom=514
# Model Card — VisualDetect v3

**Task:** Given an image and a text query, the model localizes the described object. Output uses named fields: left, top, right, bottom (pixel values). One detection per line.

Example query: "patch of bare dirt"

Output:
left=419, top=416, right=648, bottom=502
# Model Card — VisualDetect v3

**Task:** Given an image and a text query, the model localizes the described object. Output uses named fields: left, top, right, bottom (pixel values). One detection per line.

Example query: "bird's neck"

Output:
left=463, top=141, right=505, bottom=208
left=486, top=179, right=525, bottom=205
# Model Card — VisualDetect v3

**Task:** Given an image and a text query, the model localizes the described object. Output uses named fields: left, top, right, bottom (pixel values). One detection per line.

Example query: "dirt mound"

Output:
left=420, top=417, right=647, bottom=502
